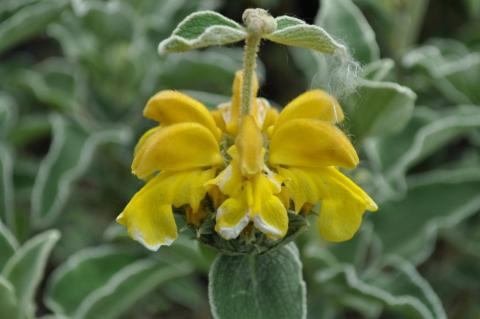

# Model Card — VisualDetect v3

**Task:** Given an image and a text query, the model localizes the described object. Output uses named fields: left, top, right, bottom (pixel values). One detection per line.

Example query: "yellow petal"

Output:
left=116, top=177, right=177, bottom=251
left=117, top=168, right=216, bottom=250
left=317, top=197, right=364, bottom=242
left=276, top=166, right=377, bottom=242
left=210, top=109, right=226, bottom=133
left=269, top=119, right=359, bottom=169
left=235, top=115, right=264, bottom=176
left=260, top=99, right=279, bottom=131
left=166, top=168, right=217, bottom=211
left=224, top=71, right=259, bottom=135
left=132, top=123, right=222, bottom=179
left=276, top=167, right=319, bottom=213
left=215, top=197, right=250, bottom=239
left=206, top=161, right=243, bottom=197
left=250, top=173, right=288, bottom=239
left=275, top=90, right=343, bottom=130
left=144, top=90, right=221, bottom=140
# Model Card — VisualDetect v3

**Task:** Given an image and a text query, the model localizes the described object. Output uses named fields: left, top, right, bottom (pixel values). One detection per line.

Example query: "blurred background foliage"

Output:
left=0, top=0, right=479, bottom=318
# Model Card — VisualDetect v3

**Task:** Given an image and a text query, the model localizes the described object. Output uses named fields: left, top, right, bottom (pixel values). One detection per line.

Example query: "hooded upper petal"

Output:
left=274, top=90, right=344, bottom=130
left=117, top=168, right=216, bottom=250
left=132, top=122, right=222, bottom=179
left=269, top=118, right=359, bottom=169
left=144, top=90, right=221, bottom=140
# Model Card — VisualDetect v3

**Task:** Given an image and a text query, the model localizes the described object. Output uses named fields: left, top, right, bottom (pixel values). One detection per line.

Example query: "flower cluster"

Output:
left=117, top=71, right=377, bottom=251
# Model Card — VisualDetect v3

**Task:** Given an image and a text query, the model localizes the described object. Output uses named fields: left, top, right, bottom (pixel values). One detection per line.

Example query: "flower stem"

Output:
left=241, top=34, right=261, bottom=116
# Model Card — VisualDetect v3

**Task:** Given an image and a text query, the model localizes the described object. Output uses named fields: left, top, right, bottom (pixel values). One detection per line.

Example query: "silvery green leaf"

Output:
left=404, top=44, right=480, bottom=104
left=316, top=0, right=380, bottom=64
left=10, top=58, right=78, bottom=112
left=0, top=276, right=18, bottom=319
left=46, top=246, right=138, bottom=317
left=362, top=59, right=395, bottom=81
left=0, top=94, right=17, bottom=136
left=209, top=244, right=306, bottom=319
left=1, top=230, right=60, bottom=319
left=0, top=0, right=67, bottom=54
left=265, top=15, right=344, bottom=54
left=31, top=114, right=131, bottom=227
left=0, top=144, right=14, bottom=230
left=365, top=107, right=480, bottom=196
left=344, top=79, right=416, bottom=141
left=373, top=167, right=480, bottom=264
left=158, top=11, right=246, bottom=54
left=0, top=221, right=18, bottom=272
left=315, top=258, right=446, bottom=319
left=74, top=259, right=192, bottom=319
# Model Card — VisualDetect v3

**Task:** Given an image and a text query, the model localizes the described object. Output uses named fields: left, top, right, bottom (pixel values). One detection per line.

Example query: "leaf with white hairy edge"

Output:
left=344, top=79, right=416, bottom=141
left=317, top=0, right=380, bottom=64
left=0, top=144, right=15, bottom=230
left=373, top=167, right=480, bottom=265
left=158, top=11, right=247, bottom=54
left=0, top=0, right=67, bottom=54
left=1, top=230, right=60, bottom=319
left=314, top=258, right=446, bottom=319
left=31, top=114, right=131, bottom=227
left=265, top=15, right=345, bottom=54
left=0, top=276, right=19, bottom=319
left=74, top=259, right=192, bottom=319
left=209, top=243, right=306, bottom=319
left=45, top=246, right=138, bottom=317
left=0, top=221, right=18, bottom=272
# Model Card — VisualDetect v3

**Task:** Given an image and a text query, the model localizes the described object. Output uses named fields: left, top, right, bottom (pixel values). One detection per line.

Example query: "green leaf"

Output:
left=316, top=0, right=379, bottom=64
left=0, top=94, right=17, bottom=136
left=0, top=221, right=18, bottom=272
left=374, top=168, right=480, bottom=264
left=344, top=79, right=416, bottom=141
left=404, top=45, right=480, bottom=104
left=158, top=11, right=246, bottom=53
left=1, top=230, right=60, bottom=318
left=31, top=114, right=131, bottom=227
left=209, top=244, right=306, bottom=319
left=0, top=0, right=67, bottom=54
left=74, top=259, right=192, bottom=319
left=265, top=16, right=344, bottom=54
left=315, top=258, right=446, bottom=319
left=0, top=144, right=15, bottom=230
left=362, top=59, right=394, bottom=81
left=10, top=59, right=78, bottom=112
left=0, top=276, right=19, bottom=319
left=46, top=246, right=138, bottom=317
left=366, top=107, right=480, bottom=196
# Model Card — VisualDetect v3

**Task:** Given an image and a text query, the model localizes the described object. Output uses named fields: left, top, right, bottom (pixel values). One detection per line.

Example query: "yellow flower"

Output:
left=117, top=91, right=223, bottom=250
left=210, top=72, right=378, bottom=242
left=117, top=70, right=377, bottom=251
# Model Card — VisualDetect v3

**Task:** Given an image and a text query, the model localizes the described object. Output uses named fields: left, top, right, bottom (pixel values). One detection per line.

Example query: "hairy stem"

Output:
left=241, top=34, right=261, bottom=116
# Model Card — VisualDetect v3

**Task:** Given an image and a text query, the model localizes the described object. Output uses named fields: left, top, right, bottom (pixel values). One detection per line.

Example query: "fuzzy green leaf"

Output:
left=74, top=259, right=192, bottom=319
left=31, top=115, right=131, bottom=227
left=315, top=258, right=446, bottom=319
left=0, top=0, right=67, bottom=54
left=0, top=222, right=17, bottom=272
left=344, top=79, right=416, bottom=141
left=209, top=244, right=306, bottom=319
left=0, top=144, right=14, bottom=230
left=317, top=0, right=379, bottom=64
left=374, top=168, right=480, bottom=264
left=1, top=230, right=60, bottom=318
left=0, top=276, right=19, bottom=319
left=46, top=246, right=138, bottom=317
left=265, top=17, right=343, bottom=54
left=158, top=11, right=246, bottom=53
